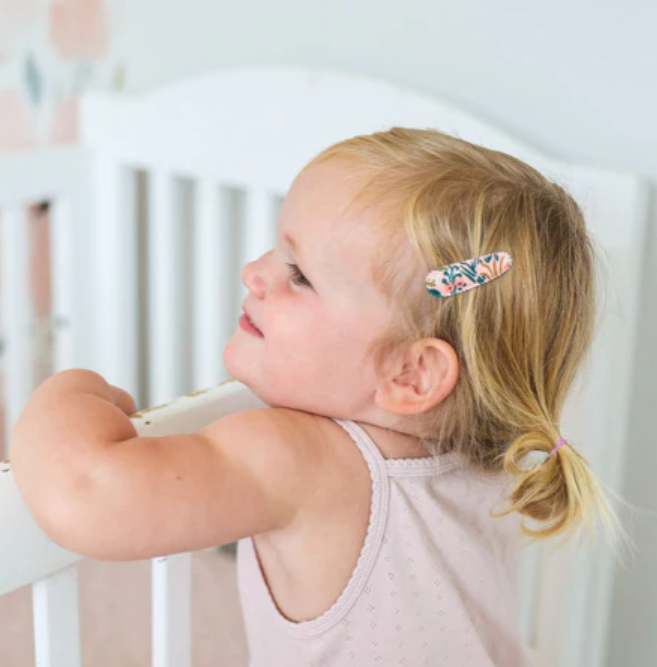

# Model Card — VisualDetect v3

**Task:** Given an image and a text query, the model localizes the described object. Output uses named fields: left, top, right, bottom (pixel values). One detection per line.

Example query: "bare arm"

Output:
left=10, top=369, right=316, bottom=560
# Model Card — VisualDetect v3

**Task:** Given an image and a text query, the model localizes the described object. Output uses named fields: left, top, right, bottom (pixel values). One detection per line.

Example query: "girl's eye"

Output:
left=286, top=263, right=312, bottom=288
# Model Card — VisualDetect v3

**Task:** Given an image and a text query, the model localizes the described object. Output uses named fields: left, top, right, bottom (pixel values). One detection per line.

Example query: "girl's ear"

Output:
left=374, top=339, right=459, bottom=415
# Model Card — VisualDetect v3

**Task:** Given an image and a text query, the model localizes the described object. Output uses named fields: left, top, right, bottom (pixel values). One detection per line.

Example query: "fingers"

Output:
left=109, top=385, right=139, bottom=416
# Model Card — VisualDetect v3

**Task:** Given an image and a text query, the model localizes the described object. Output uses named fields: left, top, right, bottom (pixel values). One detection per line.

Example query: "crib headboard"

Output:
left=0, top=66, right=649, bottom=667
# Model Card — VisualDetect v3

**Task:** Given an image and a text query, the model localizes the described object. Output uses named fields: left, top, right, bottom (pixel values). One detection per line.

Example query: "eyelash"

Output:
left=286, top=263, right=312, bottom=288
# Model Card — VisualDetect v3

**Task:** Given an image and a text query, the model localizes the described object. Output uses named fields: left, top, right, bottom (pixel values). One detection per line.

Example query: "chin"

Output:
left=222, top=342, right=345, bottom=414
left=223, top=339, right=248, bottom=381
left=222, top=342, right=272, bottom=407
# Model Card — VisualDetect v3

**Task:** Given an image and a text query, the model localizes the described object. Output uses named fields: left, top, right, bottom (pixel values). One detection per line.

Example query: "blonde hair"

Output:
left=305, top=127, right=631, bottom=554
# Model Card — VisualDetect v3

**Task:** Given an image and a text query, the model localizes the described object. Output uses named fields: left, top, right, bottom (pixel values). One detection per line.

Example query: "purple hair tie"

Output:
left=550, top=438, right=568, bottom=456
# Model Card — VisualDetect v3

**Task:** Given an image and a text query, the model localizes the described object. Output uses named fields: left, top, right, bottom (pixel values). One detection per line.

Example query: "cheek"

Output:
left=265, top=293, right=317, bottom=340
left=265, top=308, right=322, bottom=365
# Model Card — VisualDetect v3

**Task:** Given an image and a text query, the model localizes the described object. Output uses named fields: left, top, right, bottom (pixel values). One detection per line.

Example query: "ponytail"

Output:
left=491, top=431, right=634, bottom=560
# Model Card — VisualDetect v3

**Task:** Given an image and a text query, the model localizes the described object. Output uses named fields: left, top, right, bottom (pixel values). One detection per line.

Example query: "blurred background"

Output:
left=0, top=1, right=655, bottom=665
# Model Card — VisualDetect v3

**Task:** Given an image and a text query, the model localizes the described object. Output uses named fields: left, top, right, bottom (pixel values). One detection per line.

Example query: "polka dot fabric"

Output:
left=237, top=419, right=539, bottom=666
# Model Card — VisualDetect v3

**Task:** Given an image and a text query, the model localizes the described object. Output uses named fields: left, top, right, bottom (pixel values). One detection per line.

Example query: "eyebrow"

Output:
left=283, top=233, right=308, bottom=267
left=283, top=233, right=298, bottom=253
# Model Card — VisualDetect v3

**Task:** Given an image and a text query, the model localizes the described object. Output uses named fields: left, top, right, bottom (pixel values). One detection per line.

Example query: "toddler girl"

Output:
left=10, top=128, right=625, bottom=666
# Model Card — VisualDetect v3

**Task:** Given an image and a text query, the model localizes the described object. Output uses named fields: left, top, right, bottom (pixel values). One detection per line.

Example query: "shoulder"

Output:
left=201, top=406, right=329, bottom=470
left=201, top=408, right=372, bottom=527
left=204, top=407, right=361, bottom=465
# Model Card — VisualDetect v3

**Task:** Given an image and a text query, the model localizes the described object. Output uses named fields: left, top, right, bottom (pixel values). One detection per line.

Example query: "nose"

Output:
left=241, top=252, right=270, bottom=298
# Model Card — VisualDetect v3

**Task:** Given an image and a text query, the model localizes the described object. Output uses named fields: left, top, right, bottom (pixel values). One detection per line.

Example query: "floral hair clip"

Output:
left=425, top=252, right=513, bottom=298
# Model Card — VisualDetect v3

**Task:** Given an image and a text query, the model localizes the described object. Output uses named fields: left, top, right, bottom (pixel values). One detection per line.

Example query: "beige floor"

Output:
left=0, top=547, right=248, bottom=667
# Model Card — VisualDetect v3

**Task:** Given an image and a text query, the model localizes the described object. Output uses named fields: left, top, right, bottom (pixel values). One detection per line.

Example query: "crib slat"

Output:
left=32, top=565, right=82, bottom=667
left=93, top=156, right=140, bottom=397
left=148, top=171, right=187, bottom=405
left=193, top=182, right=236, bottom=387
left=0, top=204, right=34, bottom=443
left=244, top=189, right=277, bottom=259
left=239, top=189, right=276, bottom=300
left=50, top=199, right=75, bottom=372
left=152, top=554, right=192, bottom=667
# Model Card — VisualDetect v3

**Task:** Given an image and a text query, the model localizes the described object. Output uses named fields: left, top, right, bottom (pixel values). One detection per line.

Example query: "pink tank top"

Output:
left=237, top=418, right=539, bottom=666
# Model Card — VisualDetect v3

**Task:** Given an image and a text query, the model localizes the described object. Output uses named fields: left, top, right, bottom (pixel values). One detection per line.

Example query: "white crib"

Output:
left=0, top=66, right=649, bottom=667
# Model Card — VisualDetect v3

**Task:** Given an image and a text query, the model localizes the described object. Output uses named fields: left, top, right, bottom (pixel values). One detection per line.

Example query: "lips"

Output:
left=241, top=307, right=263, bottom=336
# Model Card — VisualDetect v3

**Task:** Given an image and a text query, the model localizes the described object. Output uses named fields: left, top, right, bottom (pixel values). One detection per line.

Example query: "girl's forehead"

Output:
left=285, top=160, right=372, bottom=223
left=282, top=163, right=385, bottom=290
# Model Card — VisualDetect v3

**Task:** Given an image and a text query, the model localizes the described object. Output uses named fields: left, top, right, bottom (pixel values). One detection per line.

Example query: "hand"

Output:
left=107, top=384, right=138, bottom=417
left=36, top=369, right=138, bottom=416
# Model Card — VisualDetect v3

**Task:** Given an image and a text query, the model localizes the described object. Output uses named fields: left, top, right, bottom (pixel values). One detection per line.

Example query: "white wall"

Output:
left=110, top=1, right=657, bottom=665
left=112, top=0, right=657, bottom=179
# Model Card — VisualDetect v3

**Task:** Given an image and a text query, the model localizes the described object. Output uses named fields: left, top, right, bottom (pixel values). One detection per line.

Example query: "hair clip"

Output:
left=425, top=252, right=513, bottom=298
